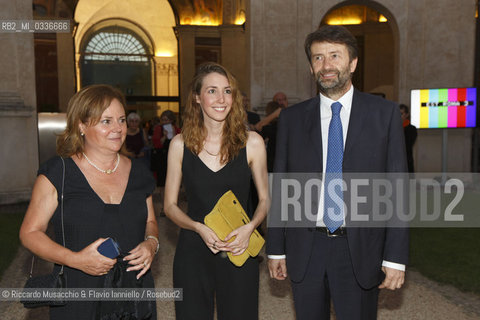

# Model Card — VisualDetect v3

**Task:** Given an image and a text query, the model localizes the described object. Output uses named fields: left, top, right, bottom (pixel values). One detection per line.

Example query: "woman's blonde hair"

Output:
left=56, top=84, right=126, bottom=157
left=182, top=62, right=247, bottom=164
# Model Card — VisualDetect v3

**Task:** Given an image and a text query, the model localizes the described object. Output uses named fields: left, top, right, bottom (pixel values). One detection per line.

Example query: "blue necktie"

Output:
left=324, top=102, right=344, bottom=233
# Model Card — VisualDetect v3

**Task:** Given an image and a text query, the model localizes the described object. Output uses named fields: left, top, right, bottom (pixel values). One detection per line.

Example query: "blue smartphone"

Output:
left=97, top=238, right=121, bottom=259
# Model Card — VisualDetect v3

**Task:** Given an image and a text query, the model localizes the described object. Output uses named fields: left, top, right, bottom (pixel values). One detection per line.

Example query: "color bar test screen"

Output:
left=410, top=88, right=477, bottom=128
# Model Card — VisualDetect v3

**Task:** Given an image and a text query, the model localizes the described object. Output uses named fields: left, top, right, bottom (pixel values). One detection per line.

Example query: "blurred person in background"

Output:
left=125, top=112, right=148, bottom=159
left=399, top=104, right=417, bottom=173
left=151, top=110, right=181, bottom=187
left=261, top=100, right=283, bottom=172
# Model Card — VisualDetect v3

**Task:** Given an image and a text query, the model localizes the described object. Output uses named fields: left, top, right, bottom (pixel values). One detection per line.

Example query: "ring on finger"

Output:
left=213, top=241, right=217, bottom=249
left=143, top=261, right=147, bottom=267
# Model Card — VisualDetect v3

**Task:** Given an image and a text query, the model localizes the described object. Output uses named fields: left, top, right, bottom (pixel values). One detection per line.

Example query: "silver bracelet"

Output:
left=145, top=235, right=159, bottom=255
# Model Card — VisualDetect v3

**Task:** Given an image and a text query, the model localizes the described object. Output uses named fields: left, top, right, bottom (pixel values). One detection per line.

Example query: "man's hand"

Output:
left=379, top=266, right=405, bottom=290
left=268, top=258, right=288, bottom=280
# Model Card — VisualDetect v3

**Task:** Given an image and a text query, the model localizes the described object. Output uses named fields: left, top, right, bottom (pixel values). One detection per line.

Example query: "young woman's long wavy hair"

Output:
left=56, top=84, right=126, bottom=157
left=182, top=62, right=247, bottom=164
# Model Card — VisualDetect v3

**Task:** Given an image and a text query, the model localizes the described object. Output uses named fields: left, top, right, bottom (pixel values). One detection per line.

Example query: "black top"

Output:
left=126, top=131, right=145, bottom=155
left=403, top=124, right=417, bottom=172
left=39, top=156, right=156, bottom=319
left=261, top=122, right=278, bottom=172
left=182, top=146, right=252, bottom=221
left=247, top=111, right=260, bottom=126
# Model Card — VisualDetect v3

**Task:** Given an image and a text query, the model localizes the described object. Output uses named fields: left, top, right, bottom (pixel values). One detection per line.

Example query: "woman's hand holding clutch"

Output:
left=196, top=222, right=228, bottom=254
left=223, top=223, right=255, bottom=256
left=73, top=238, right=116, bottom=276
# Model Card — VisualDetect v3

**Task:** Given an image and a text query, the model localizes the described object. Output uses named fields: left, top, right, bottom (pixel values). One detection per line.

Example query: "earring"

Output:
left=80, top=132, right=85, bottom=136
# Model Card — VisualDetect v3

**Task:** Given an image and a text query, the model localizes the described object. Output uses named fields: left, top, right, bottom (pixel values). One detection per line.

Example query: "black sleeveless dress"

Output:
left=38, top=156, right=157, bottom=320
left=173, top=147, right=259, bottom=320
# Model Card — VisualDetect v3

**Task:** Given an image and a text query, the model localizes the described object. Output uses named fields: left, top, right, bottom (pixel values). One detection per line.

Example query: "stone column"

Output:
left=174, top=25, right=197, bottom=114
left=249, top=0, right=312, bottom=111
left=219, top=25, right=247, bottom=93
left=175, top=24, right=248, bottom=115
left=154, top=56, right=179, bottom=116
left=56, top=31, right=75, bottom=112
left=0, top=0, right=39, bottom=204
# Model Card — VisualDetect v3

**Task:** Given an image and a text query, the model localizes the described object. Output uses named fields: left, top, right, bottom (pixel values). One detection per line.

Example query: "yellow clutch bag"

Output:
left=204, top=190, right=265, bottom=267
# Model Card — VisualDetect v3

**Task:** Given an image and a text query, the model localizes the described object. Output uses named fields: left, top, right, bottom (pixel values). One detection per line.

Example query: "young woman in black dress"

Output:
left=164, top=63, right=269, bottom=320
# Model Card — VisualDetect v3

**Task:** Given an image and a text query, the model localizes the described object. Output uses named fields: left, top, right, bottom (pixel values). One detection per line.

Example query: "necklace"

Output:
left=203, top=147, right=219, bottom=157
left=82, top=152, right=120, bottom=174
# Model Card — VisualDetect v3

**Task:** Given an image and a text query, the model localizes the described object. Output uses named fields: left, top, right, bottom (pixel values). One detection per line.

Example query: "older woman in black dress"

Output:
left=20, top=84, right=159, bottom=319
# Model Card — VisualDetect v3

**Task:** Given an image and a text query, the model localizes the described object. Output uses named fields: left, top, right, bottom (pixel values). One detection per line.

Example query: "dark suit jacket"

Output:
left=266, top=89, right=409, bottom=289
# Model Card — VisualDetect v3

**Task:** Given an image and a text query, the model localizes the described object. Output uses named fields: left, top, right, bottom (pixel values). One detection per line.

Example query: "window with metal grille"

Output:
left=84, top=30, right=148, bottom=62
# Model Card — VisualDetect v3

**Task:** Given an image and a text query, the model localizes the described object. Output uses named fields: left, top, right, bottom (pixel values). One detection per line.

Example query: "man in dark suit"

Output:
left=266, top=25, right=409, bottom=319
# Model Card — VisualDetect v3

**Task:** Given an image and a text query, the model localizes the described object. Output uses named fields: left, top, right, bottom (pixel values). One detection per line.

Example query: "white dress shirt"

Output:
left=315, top=84, right=353, bottom=227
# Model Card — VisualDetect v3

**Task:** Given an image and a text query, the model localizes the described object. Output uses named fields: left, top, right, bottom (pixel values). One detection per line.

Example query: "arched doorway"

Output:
left=73, top=0, right=179, bottom=119
left=79, top=22, right=154, bottom=96
left=321, top=4, right=397, bottom=100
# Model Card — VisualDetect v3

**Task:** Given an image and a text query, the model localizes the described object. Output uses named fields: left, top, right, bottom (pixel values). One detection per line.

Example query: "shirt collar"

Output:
left=319, top=85, right=354, bottom=113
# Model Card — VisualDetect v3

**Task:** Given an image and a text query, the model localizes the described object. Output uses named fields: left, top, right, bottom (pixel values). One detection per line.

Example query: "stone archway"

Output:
left=73, top=0, right=179, bottom=118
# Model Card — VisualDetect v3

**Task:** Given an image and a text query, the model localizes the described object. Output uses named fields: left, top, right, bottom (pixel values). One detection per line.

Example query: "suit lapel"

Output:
left=305, top=95, right=323, bottom=168
left=303, top=91, right=365, bottom=170
left=344, top=89, right=366, bottom=160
